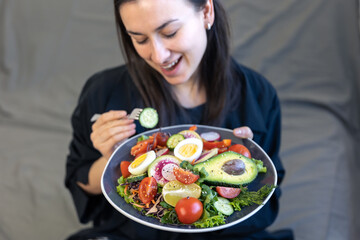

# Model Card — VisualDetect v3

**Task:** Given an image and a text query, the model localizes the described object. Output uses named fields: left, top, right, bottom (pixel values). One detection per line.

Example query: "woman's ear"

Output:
left=202, top=0, right=214, bottom=29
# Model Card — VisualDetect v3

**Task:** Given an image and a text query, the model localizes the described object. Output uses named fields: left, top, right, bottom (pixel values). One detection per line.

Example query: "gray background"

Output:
left=0, top=0, right=359, bottom=239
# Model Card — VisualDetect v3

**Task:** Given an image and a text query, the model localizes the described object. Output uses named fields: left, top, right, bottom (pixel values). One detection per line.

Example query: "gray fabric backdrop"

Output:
left=1, top=0, right=359, bottom=239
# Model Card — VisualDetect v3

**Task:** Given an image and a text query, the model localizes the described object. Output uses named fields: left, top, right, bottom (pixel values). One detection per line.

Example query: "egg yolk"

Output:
left=178, top=144, right=198, bottom=158
left=131, top=153, right=147, bottom=168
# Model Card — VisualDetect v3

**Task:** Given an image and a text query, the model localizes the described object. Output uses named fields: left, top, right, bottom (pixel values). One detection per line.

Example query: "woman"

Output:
left=65, top=0, right=292, bottom=239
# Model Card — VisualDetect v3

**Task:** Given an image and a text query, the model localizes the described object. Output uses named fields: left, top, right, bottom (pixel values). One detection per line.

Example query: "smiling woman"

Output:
left=120, top=0, right=210, bottom=91
left=65, top=0, right=292, bottom=239
left=115, top=0, right=231, bottom=115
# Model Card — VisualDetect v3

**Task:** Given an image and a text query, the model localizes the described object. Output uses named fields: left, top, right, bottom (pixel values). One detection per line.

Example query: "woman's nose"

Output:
left=150, top=39, right=170, bottom=64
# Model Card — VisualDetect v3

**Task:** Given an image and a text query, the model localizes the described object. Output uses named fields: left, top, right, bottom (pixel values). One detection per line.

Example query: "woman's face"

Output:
left=120, top=0, right=212, bottom=87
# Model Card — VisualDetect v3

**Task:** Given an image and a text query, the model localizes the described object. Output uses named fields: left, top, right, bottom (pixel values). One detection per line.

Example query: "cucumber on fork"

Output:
left=90, top=107, right=158, bottom=129
left=139, top=107, right=159, bottom=129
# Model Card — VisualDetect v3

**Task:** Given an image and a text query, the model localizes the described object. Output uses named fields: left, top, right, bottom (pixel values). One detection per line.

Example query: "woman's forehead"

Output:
left=120, top=0, right=198, bottom=30
left=120, top=0, right=195, bottom=15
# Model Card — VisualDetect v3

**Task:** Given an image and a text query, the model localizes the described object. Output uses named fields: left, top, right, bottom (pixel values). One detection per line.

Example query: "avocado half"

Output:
left=193, top=151, right=258, bottom=187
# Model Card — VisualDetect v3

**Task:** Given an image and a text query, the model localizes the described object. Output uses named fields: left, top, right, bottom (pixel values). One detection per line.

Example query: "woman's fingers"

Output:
left=92, top=110, right=128, bottom=129
left=233, top=126, right=254, bottom=139
left=94, top=119, right=135, bottom=142
left=90, top=110, right=136, bottom=158
left=95, top=127, right=136, bottom=159
left=94, top=123, right=136, bottom=143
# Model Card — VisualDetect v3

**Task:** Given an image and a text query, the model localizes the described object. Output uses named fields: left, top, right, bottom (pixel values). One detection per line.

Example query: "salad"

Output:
left=116, top=125, right=275, bottom=228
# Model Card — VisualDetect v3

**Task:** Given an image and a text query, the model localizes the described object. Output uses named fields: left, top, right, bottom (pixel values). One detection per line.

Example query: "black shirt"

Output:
left=65, top=60, right=288, bottom=240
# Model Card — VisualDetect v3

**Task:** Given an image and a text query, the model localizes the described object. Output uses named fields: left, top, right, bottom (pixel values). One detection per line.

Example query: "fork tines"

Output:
left=128, top=108, right=143, bottom=120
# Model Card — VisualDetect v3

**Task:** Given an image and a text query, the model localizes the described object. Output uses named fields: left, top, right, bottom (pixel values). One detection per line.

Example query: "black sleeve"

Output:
left=65, top=66, right=144, bottom=225
left=215, top=63, right=286, bottom=237
left=256, top=91, right=285, bottom=185
left=244, top=91, right=284, bottom=232
left=64, top=73, right=107, bottom=223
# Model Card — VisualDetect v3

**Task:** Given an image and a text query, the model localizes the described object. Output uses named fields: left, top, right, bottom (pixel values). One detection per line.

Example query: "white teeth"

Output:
left=163, top=59, right=179, bottom=69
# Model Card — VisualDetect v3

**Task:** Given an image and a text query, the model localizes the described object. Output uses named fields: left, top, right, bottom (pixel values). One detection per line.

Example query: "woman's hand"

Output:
left=78, top=110, right=136, bottom=195
left=90, top=110, right=136, bottom=160
left=233, top=126, right=254, bottom=139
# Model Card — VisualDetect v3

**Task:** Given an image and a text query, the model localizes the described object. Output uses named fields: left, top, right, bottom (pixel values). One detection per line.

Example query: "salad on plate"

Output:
left=114, top=125, right=275, bottom=228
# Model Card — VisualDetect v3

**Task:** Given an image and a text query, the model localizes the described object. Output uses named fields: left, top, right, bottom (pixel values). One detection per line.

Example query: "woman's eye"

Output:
left=164, top=31, right=177, bottom=39
left=136, top=38, right=148, bottom=45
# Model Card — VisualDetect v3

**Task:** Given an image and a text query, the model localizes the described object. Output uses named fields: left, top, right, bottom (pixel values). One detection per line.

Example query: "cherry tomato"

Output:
left=203, top=139, right=232, bottom=150
left=216, top=186, right=241, bottom=199
left=138, top=177, right=158, bottom=204
left=173, top=167, right=199, bottom=184
left=175, top=197, right=203, bottom=224
left=228, top=144, right=251, bottom=158
left=120, top=161, right=131, bottom=178
left=152, top=132, right=169, bottom=147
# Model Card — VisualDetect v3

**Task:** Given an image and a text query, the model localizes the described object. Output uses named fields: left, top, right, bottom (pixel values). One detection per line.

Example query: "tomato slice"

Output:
left=217, top=147, right=229, bottom=154
left=130, top=139, right=153, bottom=156
left=175, top=197, right=203, bottom=224
left=228, top=144, right=251, bottom=158
left=120, top=161, right=131, bottom=178
left=203, top=139, right=232, bottom=150
left=189, top=125, right=197, bottom=131
left=131, top=133, right=169, bottom=156
left=138, top=177, right=158, bottom=204
left=173, top=167, right=199, bottom=184
left=216, top=186, right=241, bottom=199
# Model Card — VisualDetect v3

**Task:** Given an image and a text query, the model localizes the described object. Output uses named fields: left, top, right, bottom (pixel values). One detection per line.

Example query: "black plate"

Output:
left=101, top=124, right=277, bottom=233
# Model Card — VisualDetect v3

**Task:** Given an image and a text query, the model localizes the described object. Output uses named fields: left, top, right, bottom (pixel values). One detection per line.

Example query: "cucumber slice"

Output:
left=214, top=197, right=234, bottom=216
left=126, top=172, right=147, bottom=183
left=166, top=134, right=185, bottom=150
left=139, top=108, right=158, bottom=128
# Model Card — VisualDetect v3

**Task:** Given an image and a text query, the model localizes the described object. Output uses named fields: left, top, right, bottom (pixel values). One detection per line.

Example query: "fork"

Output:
left=90, top=108, right=143, bottom=122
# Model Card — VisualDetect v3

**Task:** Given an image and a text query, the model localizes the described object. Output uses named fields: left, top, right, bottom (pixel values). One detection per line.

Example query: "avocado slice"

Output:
left=193, top=151, right=258, bottom=187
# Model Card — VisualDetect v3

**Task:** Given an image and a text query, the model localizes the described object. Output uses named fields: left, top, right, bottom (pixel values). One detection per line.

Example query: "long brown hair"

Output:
left=113, top=0, right=238, bottom=126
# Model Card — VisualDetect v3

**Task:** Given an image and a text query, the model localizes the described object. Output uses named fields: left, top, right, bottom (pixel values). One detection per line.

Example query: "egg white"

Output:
left=128, top=150, right=156, bottom=175
left=174, top=138, right=203, bottom=162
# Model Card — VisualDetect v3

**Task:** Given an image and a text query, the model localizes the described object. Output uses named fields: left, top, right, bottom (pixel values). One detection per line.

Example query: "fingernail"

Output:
left=235, top=129, right=242, bottom=135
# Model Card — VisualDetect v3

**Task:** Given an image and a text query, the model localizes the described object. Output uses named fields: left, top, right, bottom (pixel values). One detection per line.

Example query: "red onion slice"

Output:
left=200, top=131, right=221, bottom=142
left=156, top=148, right=169, bottom=157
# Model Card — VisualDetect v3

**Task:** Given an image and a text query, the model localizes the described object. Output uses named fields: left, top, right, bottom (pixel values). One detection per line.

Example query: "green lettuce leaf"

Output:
left=230, top=185, right=275, bottom=211
left=194, top=212, right=225, bottom=228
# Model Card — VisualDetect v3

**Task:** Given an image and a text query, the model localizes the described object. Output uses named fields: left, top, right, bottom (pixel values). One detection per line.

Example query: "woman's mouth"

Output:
left=161, top=57, right=181, bottom=72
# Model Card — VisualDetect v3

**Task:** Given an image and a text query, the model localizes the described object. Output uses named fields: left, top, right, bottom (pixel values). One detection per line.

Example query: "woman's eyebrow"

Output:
left=127, top=19, right=179, bottom=36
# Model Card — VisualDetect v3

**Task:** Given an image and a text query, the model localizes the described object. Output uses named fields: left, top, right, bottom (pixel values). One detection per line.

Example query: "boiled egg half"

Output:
left=128, top=150, right=156, bottom=175
left=174, top=138, right=203, bottom=162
